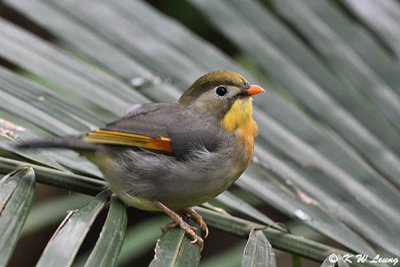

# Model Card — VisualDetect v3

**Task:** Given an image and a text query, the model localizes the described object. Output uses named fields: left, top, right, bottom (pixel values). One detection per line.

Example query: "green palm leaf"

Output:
left=0, top=0, right=399, bottom=265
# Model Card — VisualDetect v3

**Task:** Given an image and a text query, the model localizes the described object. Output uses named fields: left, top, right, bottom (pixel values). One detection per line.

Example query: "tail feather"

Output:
left=16, top=136, right=98, bottom=151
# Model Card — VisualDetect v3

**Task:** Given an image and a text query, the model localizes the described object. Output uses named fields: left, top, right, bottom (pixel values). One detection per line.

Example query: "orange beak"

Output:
left=246, top=85, right=265, bottom=96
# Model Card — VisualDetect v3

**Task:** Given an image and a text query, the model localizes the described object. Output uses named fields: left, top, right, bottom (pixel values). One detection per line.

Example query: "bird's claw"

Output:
left=200, top=220, right=209, bottom=239
left=182, top=208, right=209, bottom=239
left=161, top=221, right=197, bottom=233
left=155, top=201, right=206, bottom=250
left=161, top=219, right=204, bottom=250
left=178, top=220, right=204, bottom=250
left=190, top=236, right=204, bottom=250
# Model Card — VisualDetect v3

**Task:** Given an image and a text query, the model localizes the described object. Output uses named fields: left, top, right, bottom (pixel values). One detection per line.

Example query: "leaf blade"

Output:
left=36, top=191, right=109, bottom=267
left=84, top=197, right=127, bottom=267
left=0, top=167, right=36, bottom=266
left=241, top=230, right=276, bottom=267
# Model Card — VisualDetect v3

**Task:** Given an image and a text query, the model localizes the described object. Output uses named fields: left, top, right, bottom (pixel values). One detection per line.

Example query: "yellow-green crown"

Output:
left=179, top=70, right=248, bottom=103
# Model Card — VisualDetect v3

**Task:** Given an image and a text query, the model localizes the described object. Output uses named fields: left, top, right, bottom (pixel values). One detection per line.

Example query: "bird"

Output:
left=18, top=70, right=264, bottom=249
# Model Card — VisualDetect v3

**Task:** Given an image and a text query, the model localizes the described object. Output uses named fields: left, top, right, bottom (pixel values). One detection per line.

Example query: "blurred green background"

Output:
left=0, top=0, right=399, bottom=266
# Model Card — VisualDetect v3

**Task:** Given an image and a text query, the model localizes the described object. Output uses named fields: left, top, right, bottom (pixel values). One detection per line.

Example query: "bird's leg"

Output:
left=154, top=201, right=204, bottom=250
left=181, top=207, right=209, bottom=239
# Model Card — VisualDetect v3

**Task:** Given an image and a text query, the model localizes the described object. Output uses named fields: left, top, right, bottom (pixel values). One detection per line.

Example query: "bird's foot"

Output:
left=181, top=207, right=209, bottom=239
left=155, top=201, right=204, bottom=250
left=161, top=221, right=196, bottom=233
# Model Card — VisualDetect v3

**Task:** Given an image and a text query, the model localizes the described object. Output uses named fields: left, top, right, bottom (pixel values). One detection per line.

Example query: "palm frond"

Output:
left=0, top=0, right=399, bottom=265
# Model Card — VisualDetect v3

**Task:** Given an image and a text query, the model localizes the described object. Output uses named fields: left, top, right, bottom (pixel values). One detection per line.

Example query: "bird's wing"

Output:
left=83, top=103, right=175, bottom=154
left=83, top=129, right=173, bottom=153
left=83, top=102, right=224, bottom=158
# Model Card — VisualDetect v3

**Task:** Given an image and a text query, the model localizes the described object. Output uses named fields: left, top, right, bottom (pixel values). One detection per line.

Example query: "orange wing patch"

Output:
left=83, top=129, right=173, bottom=153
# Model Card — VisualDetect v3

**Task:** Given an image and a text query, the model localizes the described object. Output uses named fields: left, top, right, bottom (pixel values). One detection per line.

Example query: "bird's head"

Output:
left=179, top=70, right=264, bottom=131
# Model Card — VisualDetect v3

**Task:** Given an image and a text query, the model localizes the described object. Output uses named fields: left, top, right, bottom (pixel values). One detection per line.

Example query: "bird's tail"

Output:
left=16, top=135, right=98, bottom=151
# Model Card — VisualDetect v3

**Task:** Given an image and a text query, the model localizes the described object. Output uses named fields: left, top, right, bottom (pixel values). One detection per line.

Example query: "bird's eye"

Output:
left=216, top=86, right=227, bottom=96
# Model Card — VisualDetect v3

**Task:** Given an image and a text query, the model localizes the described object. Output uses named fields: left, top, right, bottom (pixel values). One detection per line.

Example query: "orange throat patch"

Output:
left=221, top=97, right=258, bottom=158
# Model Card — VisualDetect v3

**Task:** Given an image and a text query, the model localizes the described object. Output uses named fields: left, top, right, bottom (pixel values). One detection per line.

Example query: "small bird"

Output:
left=18, top=70, right=264, bottom=249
